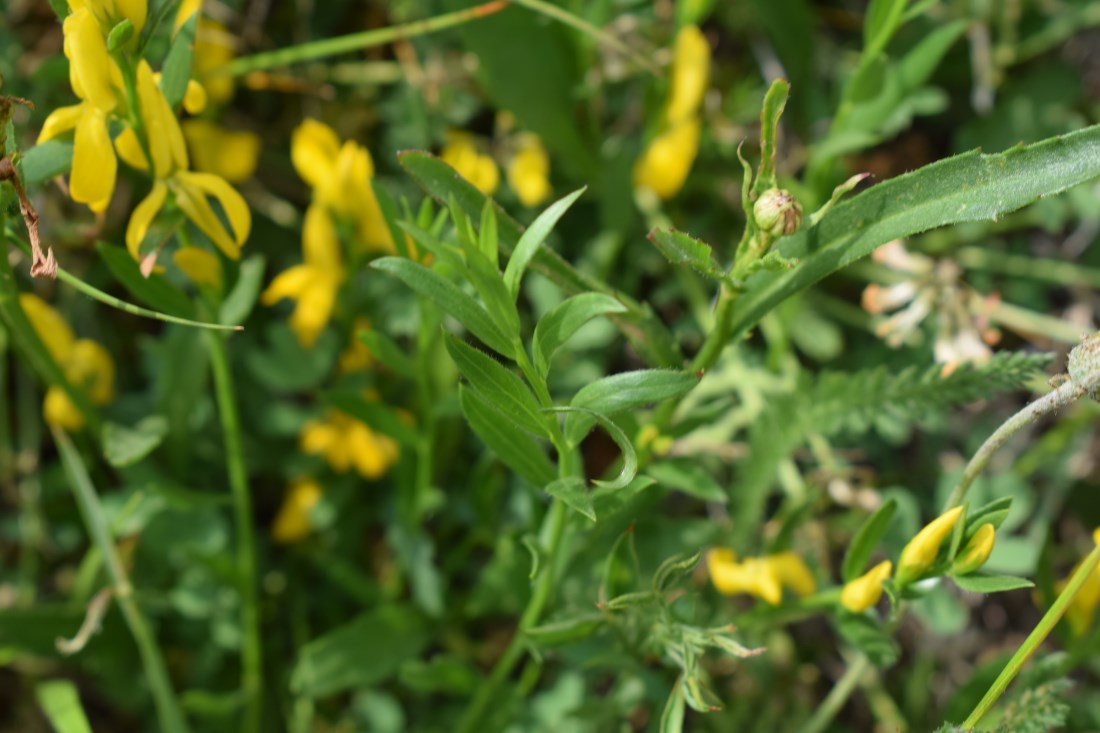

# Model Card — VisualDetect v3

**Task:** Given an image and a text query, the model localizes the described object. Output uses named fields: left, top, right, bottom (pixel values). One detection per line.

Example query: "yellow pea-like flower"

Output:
left=896, top=506, right=964, bottom=585
left=299, top=409, right=400, bottom=480
left=272, top=478, right=323, bottom=544
left=507, top=133, right=552, bottom=207
left=440, top=131, right=500, bottom=196
left=707, top=548, right=815, bottom=606
left=173, top=246, right=222, bottom=290
left=182, top=120, right=261, bottom=183
left=840, top=560, right=892, bottom=613
left=633, top=117, right=701, bottom=200
left=666, top=25, right=710, bottom=124
left=951, top=523, right=995, bottom=575
left=69, top=0, right=147, bottom=38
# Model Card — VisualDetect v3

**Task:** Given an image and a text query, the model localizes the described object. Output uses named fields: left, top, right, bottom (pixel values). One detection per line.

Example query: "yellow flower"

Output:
left=338, top=318, right=375, bottom=373
left=173, top=246, right=222, bottom=290
left=291, top=119, right=392, bottom=252
left=271, top=478, right=323, bottom=544
left=261, top=204, right=345, bottom=348
left=633, top=117, right=701, bottom=200
left=68, top=0, right=147, bottom=39
left=19, top=294, right=114, bottom=431
left=299, top=410, right=400, bottom=480
left=840, top=560, right=892, bottom=613
left=182, top=120, right=260, bottom=183
left=951, top=524, right=995, bottom=575
left=666, top=26, right=710, bottom=124
left=192, top=18, right=237, bottom=105
left=896, top=506, right=964, bottom=585
left=440, top=131, right=500, bottom=196
left=707, top=548, right=815, bottom=606
left=507, top=133, right=552, bottom=207
left=38, top=8, right=125, bottom=212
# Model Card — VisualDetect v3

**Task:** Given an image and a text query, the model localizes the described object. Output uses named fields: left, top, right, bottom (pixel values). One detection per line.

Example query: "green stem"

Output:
left=963, top=543, right=1100, bottom=729
left=798, top=653, right=870, bottom=733
left=52, top=428, right=190, bottom=733
left=510, top=0, right=660, bottom=76
left=219, top=1, right=510, bottom=77
left=954, top=246, right=1100, bottom=290
left=988, top=300, right=1086, bottom=345
left=205, top=331, right=262, bottom=733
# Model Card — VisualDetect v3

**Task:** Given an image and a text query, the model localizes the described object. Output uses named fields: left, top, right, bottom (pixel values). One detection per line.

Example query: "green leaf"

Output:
left=525, top=614, right=605, bottom=648
left=219, top=255, right=266, bottom=326
left=964, top=497, right=1014, bottom=539
left=97, top=242, right=195, bottom=318
left=951, top=573, right=1034, bottom=594
left=291, top=605, right=429, bottom=698
left=863, top=0, right=908, bottom=59
left=464, top=245, right=521, bottom=340
left=359, top=330, right=415, bottom=374
left=546, top=476, right=595, bottom=521
left=835, top=613, right=900, bottom=668
left=36, top=680, right=93, bottom=733
left=565, top=370, right=699, bottom=444
left=445, top=335, right=548, bottom=438
left=647, top=228, right=724, bottom=279
left=647, top=460, right=726, bottom=503
left=502, top=187, right=585, bottom=299
left=372, top=257, right=513, bottom=357
left=532, top=293, right=627, bottom=377
left=160, top=13, right=196, bottom=109
left=753, top=79, right=791, bottom=196
left=458, top=385, right=555, bottom=487
left=397, top=151, right=681, bottom=367
left=102, top=416, right=169, bottom=467
left=322, top=391, right=419, bottom=448
left=728, top=126, right=1100, bottom=341
left=653, top=550, right=703, bottom=593
left=19, top=140, right=73, bottom=186
left=478, top=199, right=498, bottom=263
left=550, top=406, right=637, bottom=490
left=659, top=684, right=685, bottom=733
left=843, top=499, right=897, bottom=581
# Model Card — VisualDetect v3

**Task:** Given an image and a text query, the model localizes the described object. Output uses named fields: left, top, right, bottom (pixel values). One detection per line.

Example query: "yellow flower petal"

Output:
left=114, top=126, right=149, bottom=171
left=840, top=560, right=892, bottom=613
left=68, top=339, right=115, bottom=405
left=173, top=0, right=202, bottom=32
left=64, top=9, right=119, bottom=111
left=507, top=134, right=552, bottom=207
left=18, top=294, right=75, bottom=362
left=173, top=247, right=222, bottom=289
left=43, top=386, right=86, bottom=431
left=441, top=132, right=499, bottom=195
left=271, top=478, right=323, bottom=544
left=666, top=25, right=710, bottom=124
left=952, top=524, right=995, bottom=575
left=182, top=79, right=208, bottom=115
left=182, top=120, right=260, bottom=183
left=126, top=181, right=168, bottom=258
left=135, top=61, right=182, bottom=177
left=302, top=204, right=342, bottom=271
left=288, top=273, right=339, bottom=348
left=173, top=171, right=251, bottom=258
left=291, top=118, right=341, bottom=189
left=768, top=552, right=817, bottom=598
left=115, top=0, right=148, bottom=35
left=38, top=104, right=84, bottom=143
left=193, top=19, right=236, bottom=104
left=633, top=117, right=701, bottom=200
left=261, top=264, right=313, bottom=305
left=71, top=105, right=117, bottom=212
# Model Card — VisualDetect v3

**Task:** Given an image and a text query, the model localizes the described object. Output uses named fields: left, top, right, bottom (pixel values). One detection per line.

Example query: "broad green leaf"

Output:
left=445, top=335, right=548, bottom=438
left=546, top=476, right=595, bottom=521
left=372, top=257, right=514, bottom=357
left=842, top=498, right=897, bottom=581
left=291, top=605, right=428, bottom=698
left=525, top=614, right=605, bottom=648
left=728, top=125, right=1100, bottom=341
left=103, top=416, right=169, bottom=467
left=458, top=385, right=555, bottom=486
left=359, top=330, right=415, bottom=374
left=647, top=229, right=724, bottom=279
left=322, top=390, right=419, bottom=448
left=36, top=680, right=93, bottom=733
left=98, top=242, right=195, bottom=318
left=19, top=141, right=73, bottom=186
left=397, top=151, right=681, bottom=367
left=502, top=187, right=585, bottom=299
left=219, top=255, right=266, bottom=326
left=532, top=293, right=627, bottom=377
left=565, top=370, right=699, bottom=444
left=951, top=573, right=1034, bottom=594
left=160, top=14, right=195, bottom=108
left=647, top=460, right=726, bottom=503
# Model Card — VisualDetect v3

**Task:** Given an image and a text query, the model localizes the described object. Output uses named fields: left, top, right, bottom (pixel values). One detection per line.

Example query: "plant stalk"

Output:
left=205, top=331, right=263, bottom=733
left=797, top=653, right=870, bottom=733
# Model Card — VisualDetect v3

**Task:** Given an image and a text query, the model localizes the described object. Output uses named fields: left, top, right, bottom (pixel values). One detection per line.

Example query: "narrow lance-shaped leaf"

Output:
left=647, top=229, right=724, bottom=280
left=458, top=386, right=555, bottom=487
left=502, top=187, right=586, bottom=299
left=565, top=370, right=700, bottom=445
left=729, top=125, right=1100, bottom=341
left=445, top=335, right=549, bottom=438
left=548, top=406, right=637, bottom=491
left=532, top=293, right=627, bottom=377
left=842, top=498, right=897, bottom=582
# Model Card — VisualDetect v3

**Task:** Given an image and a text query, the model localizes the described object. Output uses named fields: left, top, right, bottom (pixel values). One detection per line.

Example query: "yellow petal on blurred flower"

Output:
left=114, top=0, right=147, bottom=35
left=182, top=120, right=260, bottom=183
left=174, top=247, right=222, bottom=289
left=292, top=118, right=342, bottom=189
left=301, top=203, right=342, bottom=271
left=182, top=79, right=208, bottom=115
left=44, top=386, right=86, bottom=431
left=136, top=60, right=188, bottom=177
left=174, top=0, right=202, bottom=32
left=338, top=318, right=374, bottom=373
left=114, top=126, right=148, bottom=171
left=1056, top=558, right=1100, bottom=637
left=37, top=104, right=83, bottom=143
left=666, top=25, right=710, bottom=124
left=271, top=478, right=323, bottom=544
left=64, top=9, right=120, bottom=112
left=633, top=117, right=701, bottom=201
left=172, top=171, right=252, bottom=259
left=768, top=552, right=817, bottom=598
left=896, top=505, right=964, bottom=585
left=707, top=548, right=801, bottom=606
left=440, top=132, right=499, bottom=196
left=68, top=339, right=115, bottom=405
left=299, top=410, right=400, bottom=480
left=951, top=523, right=995, bottom=575
left=71, top=105, right=116, bottom=212
left=18, top=294, right=76, bottom=362
left=840, top=560, right=892, bottom=613
left=126, top=181, right=168, bottom=258
left=507, top=133, right=552, bottom=207
left=193, top=19, right=237, bottom=105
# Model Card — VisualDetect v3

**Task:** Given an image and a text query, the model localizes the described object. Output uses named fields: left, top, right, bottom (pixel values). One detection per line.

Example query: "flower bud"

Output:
left=896, top=506, right=963, bottom=586
left=840, top=560, right=892, bottom=613
left=752, top=188, right=802, bottom=237
left=951, top=523, right=995, bottom=575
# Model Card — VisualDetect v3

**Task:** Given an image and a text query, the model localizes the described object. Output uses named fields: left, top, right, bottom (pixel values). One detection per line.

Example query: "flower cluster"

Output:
left=439, top=120, right=553, bottom=207
left=39, top=0, right=250, bottom=272
left=706, top=548, right=816, bottom=606
left=634, top=25, right=710, bottom=200
left=20, top=294, right=114, bottom=431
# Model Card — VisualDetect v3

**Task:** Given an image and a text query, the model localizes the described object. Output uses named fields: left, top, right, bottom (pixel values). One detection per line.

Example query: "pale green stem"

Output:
left=988, top=300, right=1087, bottom=345
left=797, top=653, right=871, bottom=733
left=205, top=331, right=262, bottom=733
left=963, top=543, right=1100, bottom=729
left=955, top=246, right=1100, bottom=290
left=52, top=428, right=190, bottom=733
left=219, top=1, right=509, bottom=77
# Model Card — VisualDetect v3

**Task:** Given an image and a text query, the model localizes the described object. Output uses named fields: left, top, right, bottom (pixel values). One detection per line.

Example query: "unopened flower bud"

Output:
left=896, top=506, right=963, bottom=586
left=951, top=523, right=995, bottom=575
left=840, top=560, right=892, bottom=613
left=753, top=188, right=802, bottom=237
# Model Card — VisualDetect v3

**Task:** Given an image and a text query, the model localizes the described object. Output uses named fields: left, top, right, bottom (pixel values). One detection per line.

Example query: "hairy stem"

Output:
left=205, top=331, right=262, bottom=733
